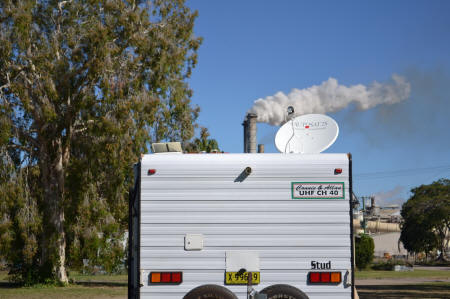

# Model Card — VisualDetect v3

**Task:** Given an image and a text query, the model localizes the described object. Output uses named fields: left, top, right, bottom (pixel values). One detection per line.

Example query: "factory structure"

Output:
left=242, top=113, right=263, bottom=153
left=242, top=112, right=407, bottom=259
left=352, top=196, right=406, bottom=258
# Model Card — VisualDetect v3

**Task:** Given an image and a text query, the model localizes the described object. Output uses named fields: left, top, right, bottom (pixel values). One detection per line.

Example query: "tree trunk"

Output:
left=39, top=137, right=68, bottom=284
left=436, top=229, right=448, bottom=262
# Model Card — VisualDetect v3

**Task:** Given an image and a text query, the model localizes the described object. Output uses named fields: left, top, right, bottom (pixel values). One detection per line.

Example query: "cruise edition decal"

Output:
left=291, top=182, right=345, bottom=200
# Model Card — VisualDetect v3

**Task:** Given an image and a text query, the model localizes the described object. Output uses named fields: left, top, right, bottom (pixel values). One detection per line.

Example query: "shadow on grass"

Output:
left=0, top=280, right=127, bottom=289
left=73, top=281, right=127, bottom=287
left=0, top=281, right=20, bottom=288
left=357, top=284, right=450, bottom=299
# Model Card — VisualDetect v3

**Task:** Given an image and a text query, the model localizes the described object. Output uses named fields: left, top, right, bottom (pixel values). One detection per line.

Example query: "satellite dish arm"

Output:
left=284, top=119, right=295, bottom=153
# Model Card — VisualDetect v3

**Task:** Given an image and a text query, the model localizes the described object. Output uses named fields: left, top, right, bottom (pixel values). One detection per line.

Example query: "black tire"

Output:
left=260, top=284, right=309, bottom=299
left=183, top=284, right=238, bottom=299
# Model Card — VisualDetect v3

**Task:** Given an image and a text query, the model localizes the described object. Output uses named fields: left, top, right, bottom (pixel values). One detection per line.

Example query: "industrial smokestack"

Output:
left=247, top=113, right=257, bottom=153
left=242, top=119, right=248, bottom=153
left=248, top=74, right=410, bottom=126
left=258, top=144, right=264, bottom=153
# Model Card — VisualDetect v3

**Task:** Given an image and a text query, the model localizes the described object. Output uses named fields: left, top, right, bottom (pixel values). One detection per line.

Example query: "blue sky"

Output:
left=185, top=0, right=450, bottom=205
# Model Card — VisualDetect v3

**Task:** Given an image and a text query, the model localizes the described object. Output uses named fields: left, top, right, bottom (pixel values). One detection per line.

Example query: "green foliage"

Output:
left=0, top=150, right=42, bottom=285
left=370, top=261, right=394, bottom=271
left=400, top=179, right=450, bottom=260
left=0, top=0, right=203, bottom=283
left=184, top=127, right=220, bottom=153
left=355, top=234, right=375, bottom=270
left=371, top=260, right=413, bottom=271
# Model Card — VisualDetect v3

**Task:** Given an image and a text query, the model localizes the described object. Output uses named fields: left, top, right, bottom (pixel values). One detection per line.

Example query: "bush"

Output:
left=371, top=261, right=394, bottom=271
left=355, top=234, right=374, bottom=270
left=371, top=260, right=413, bottom=271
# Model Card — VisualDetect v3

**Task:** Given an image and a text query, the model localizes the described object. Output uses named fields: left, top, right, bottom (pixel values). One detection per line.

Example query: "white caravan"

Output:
left=129, top=153, right=354, bottom=299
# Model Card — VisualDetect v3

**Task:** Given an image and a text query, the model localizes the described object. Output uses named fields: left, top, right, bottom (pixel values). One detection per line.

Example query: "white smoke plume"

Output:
left=248, top=74, right=411, bottom=126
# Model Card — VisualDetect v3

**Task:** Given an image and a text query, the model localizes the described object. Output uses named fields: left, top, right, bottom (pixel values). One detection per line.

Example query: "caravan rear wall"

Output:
left=129, top=153, right=354, bottom=299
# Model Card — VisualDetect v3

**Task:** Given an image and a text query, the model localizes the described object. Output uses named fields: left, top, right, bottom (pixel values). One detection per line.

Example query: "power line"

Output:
left=354, top=165, right=450, bottom=180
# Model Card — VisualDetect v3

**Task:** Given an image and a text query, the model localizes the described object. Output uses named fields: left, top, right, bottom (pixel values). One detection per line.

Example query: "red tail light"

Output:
left=150, top=272, right=183, bottom=284
left=171, top=272, right=182, bottom=283
left=321, top=272, right=331, bottom=283
left=309, top=272, right=341, bottom=284
left=161, top=272, right=171, bottom=283
left=309, top=272, right=320, bottom=283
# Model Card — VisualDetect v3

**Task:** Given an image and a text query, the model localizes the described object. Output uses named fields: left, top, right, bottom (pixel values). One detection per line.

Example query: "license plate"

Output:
left=225, top=272, right=260, bottom=285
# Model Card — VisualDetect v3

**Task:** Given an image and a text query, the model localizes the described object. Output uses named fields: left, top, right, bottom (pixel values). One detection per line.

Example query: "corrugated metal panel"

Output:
left=141, top=201, right=349, bottom=212
left=139, top=154, right=352, bottom=299
left=140, top=224, right=350, bottom=235
left=143, top=180, right=348, bottom=189
left=141, top=235, right=350, bottom=247
left=141, top=214, right=350, bottom=224
left=140, top=249, right=351, bottom=258
left=142, top=189, right=347, bottom=201
left=141, top=258, right=350, bottom=270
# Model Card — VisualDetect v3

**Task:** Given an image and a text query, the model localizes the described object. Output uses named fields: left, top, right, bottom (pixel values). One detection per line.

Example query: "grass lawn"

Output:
left=357, top=282, right=450, bottom=299
left=68, top=271, right=127, bottom=284
left=355, top=269, right=450, bottom=280
left=0, top=271, right=127, bottom=299
left=0, top=285, right=126, bottom=299
left=356, top=268, right=450, bottom=298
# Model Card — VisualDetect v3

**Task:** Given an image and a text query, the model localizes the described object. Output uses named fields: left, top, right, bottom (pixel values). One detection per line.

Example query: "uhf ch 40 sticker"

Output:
left=291, top=182, right=345, bottom=199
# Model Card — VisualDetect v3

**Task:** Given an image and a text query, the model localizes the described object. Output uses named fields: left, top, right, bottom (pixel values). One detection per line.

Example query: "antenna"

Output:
left=274, top=114, right=339, bottom=154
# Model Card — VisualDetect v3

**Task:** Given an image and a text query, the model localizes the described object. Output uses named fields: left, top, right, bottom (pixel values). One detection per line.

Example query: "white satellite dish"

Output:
left=275, top=114, right=339, bottom=153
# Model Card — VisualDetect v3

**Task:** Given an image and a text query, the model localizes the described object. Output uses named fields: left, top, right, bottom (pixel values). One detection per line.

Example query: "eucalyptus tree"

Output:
left=0, top=146, right=43, bottom=284
left=0, top=0, right=201, bottom=283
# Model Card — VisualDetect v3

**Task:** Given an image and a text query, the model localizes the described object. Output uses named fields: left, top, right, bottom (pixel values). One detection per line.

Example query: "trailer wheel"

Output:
left=260, top=284, right=309, bottom=299
left=183, top=284, right=238, bottom=299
